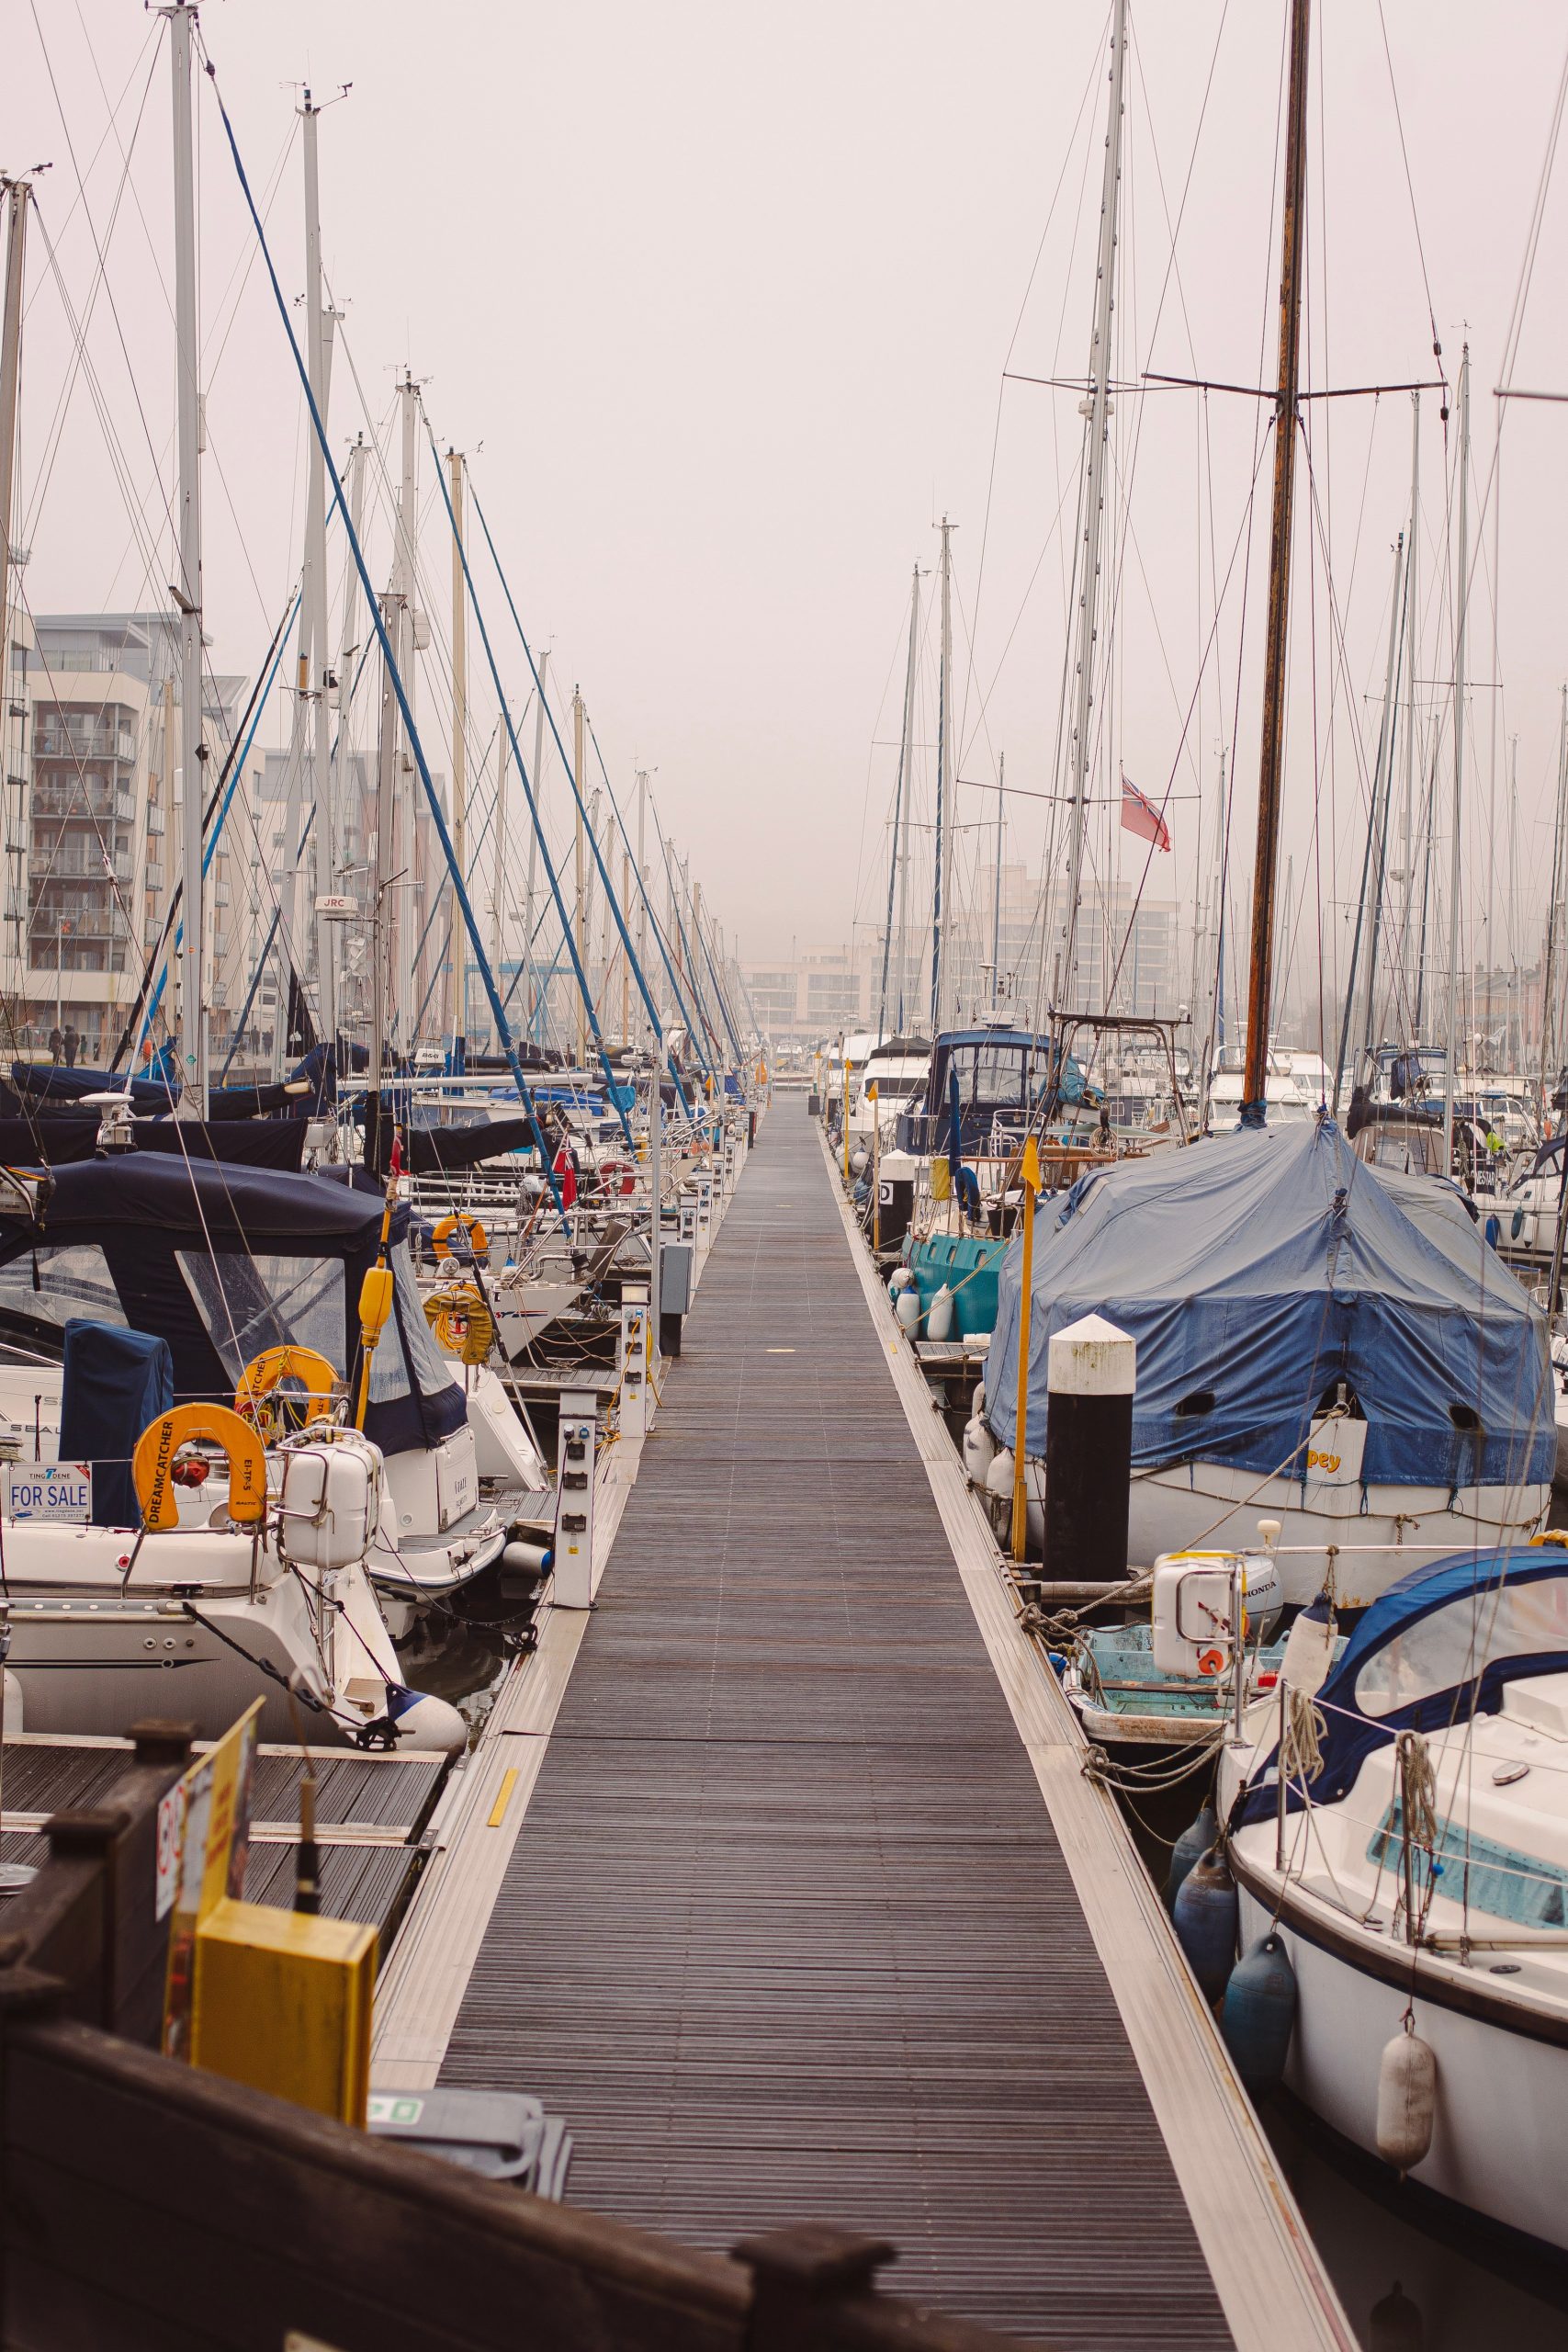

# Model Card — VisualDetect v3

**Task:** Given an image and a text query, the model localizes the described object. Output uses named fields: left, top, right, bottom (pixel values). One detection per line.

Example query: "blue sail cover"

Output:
left=985, top=1115, right=1552, bottom=1490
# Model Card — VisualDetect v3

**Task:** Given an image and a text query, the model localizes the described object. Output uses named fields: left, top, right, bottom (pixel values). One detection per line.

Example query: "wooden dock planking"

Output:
left=435, top=1112, right=1280, bottom=2348
left=0, top=1737, right=446, bottom=1949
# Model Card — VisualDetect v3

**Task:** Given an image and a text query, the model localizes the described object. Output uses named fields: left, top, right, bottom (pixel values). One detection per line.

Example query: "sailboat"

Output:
left=979, top=0, right=1553, bottom=1608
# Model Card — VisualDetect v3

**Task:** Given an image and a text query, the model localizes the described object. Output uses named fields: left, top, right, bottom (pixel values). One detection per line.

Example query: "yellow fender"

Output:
left=234, top=1345, right=343, bottom=1440
left=433, top=1211, right=488, bottom=1261
left=133, top=1402, right=268, bottom=1532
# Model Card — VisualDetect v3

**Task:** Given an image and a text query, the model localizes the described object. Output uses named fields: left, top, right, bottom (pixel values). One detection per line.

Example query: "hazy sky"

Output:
left=10, top=2, right=1568, bottom=1011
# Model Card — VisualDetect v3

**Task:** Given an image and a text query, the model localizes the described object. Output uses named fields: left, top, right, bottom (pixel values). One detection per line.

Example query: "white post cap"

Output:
left=1046, top=1311, right=1135, bottom=1397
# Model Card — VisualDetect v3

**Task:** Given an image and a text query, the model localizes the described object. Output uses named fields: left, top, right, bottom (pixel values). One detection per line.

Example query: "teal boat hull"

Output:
left=907, top=1232, right=1009, bottom=1337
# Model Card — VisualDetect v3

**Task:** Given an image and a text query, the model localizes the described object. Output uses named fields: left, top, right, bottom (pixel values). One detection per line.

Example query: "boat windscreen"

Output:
left=1354, top=1573, right=1568, bottom=1719
left=0, top=1242, right=126, bottom=1335
left=952, top=1043, right=1032, bottom=1108
left=177, top=1250, right=347, bottom=1385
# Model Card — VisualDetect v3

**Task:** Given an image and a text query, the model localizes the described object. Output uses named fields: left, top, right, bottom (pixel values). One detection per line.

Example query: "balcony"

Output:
left=31, top=780, right=135, bottom=822
left=147, top=805, right=164, bottom=836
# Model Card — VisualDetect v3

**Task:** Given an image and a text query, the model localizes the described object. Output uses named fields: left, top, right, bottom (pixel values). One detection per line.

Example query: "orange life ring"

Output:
left=133, top=1402, right=268, bottom=1532
left=234, top=1345, right=342, bottom=1440
left=1197, top=1645, right=1227, bottom=1678
left=596, top=1159, right=637, bottom=1198
left=433, top=1211, right=488, bottom=1261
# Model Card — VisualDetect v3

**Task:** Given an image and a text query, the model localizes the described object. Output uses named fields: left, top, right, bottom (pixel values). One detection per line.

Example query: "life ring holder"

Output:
left=234, top=1345, right=344, bottom=1442
left=132, top=1401, right=268, bottom=1532
left=433, top=1211, right=488, bottom=1261
left=423, top=1283, right=497, bottom=1366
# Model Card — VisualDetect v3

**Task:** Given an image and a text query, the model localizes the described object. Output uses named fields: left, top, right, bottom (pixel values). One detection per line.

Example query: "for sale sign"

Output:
left=5, top=1463, right=91, bottom=1522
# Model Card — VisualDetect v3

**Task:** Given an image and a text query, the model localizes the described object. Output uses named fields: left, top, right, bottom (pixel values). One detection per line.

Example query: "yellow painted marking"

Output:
left=487, top=1768, right=519, bottom=1828
left=765, top=1347, right=796, bottom=1354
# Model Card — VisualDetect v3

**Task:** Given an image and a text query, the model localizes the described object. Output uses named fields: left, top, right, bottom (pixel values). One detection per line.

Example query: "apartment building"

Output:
left=740, top=947, right=868, bottom=1049
left=14, top=613, right=245, bottom=1065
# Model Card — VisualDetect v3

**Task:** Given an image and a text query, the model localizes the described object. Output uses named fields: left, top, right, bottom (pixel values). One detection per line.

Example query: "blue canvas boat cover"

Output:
left=985, top=1114, right=1552, bottom=1491
left=58, top=1318, right=174, bottom=1527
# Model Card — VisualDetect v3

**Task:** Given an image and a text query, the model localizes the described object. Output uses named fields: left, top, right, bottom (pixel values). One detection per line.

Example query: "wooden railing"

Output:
left=0, top=1725, right=1049, bottom=2352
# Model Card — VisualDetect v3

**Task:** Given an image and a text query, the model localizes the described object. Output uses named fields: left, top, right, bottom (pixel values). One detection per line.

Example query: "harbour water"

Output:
left=1264, top=2100, right=1568, bottom=2352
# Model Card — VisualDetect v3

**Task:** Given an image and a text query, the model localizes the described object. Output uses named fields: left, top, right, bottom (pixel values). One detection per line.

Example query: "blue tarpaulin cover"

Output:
left=58, top=1318, right=174, bottom=1527
left=985, top=1115, right=1552, bottom=1490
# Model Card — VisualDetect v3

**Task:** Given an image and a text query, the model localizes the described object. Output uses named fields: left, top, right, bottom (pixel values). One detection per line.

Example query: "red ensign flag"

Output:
left=1120, top=773, right=1171, bottom=852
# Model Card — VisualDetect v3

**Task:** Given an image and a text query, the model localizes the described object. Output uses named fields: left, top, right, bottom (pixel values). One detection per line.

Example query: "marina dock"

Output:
left=1, top=1736, right=448, bottom=1947
left=376, top=1110, right=1351, bottom=2349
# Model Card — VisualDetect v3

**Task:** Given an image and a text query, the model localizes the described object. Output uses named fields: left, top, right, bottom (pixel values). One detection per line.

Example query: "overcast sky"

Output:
left=10, top=2, right=1568, bottom=1018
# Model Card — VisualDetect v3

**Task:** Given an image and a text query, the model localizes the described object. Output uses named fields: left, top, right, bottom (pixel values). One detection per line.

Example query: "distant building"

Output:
left=740, top=947, right=868, bottom=1049
left=13, top=612, right=245, bottom=1065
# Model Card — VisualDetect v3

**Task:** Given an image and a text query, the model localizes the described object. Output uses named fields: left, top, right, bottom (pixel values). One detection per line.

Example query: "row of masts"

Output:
left=870, top=0, right=1562, bottom=1146
left=0, top=8, right=754, bottom=1120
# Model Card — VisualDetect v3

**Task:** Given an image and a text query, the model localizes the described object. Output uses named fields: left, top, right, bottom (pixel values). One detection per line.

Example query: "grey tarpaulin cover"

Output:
left=984, top=1114, right=1553, bottom=1490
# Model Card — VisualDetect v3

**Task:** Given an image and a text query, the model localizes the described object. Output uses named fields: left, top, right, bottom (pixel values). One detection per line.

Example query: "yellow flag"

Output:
left=1021, top=1136, right=1042, bottom=1193
left=931, top=1156, right=952, bottom=1202
left=867, top=1080, right=878, bottom=1102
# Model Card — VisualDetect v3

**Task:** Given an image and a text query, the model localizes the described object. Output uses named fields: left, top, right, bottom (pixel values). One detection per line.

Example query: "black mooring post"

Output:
left=1043, top=1312, right=1135, bottom=1584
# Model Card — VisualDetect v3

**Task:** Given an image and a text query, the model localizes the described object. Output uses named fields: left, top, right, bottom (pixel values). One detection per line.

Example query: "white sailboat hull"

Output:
left=1234, top=1871, right=1568, bottom=2255
left=1127, top=1458, right=1546, bottom=1610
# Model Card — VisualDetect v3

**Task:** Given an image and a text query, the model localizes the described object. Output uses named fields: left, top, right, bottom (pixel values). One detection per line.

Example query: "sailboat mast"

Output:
left=635, top=764, right=650, bottom=1025
left=1397, top=391, right=1420, bottom=1026
left=491, top=707, right=507, bottom=1037
left=446, top=447, right=467, bottom=1056
left=169, top=2, right=207, bottom=1117
left=1196, top=741, right=1227, bottom=1131
left=992, top=753, right=1006, bottom=1007
left=1240, top=0, right=1311, bottom=1123
left=572, top=687, right=588, bottom=1069
left=1443, top=347, right=1470, bottom=1171
left=369, top=594, right=398, bottom=1096
left=301, top=89, right=336, bottom=1056
left=897, top=564, right=919, bottom=1030
left=1334, top=528, right=1404, bottom=1113
left=331, top=433, right=367, bottom=1035
left=1360, top=530, right=1405, bottom=1068
left=0, top=178, right=28, bottom=771
left=1062, top=0, right=1128, bottom=1012
left=391, top=373, right=419, bottom=1058
left=525, top=650, right=547, bottom=1042
left=930, top=519, right=952, bottom=1035
left=878, top=562, right=920, bottom=1038
left=1539, top=689, right=1567, bottom=1125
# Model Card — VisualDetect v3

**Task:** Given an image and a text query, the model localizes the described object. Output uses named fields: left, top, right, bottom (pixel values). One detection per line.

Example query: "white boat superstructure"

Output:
left=0, top=1419, right=465, bottom=1751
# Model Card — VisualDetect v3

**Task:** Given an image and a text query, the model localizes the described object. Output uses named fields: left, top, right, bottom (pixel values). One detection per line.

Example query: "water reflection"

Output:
left=1264, top=2098, right=1568, bottom=2350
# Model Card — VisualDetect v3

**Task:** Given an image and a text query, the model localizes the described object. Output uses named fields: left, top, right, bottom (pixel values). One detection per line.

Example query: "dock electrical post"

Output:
left=553, top=1391, right=597, bottom=1609
left=617, top=1284, right=649, bottom=1442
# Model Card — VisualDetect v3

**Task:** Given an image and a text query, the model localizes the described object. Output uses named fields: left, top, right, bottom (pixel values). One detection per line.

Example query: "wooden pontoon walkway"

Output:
left=440, top=1114, right=1257, bottom=2346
